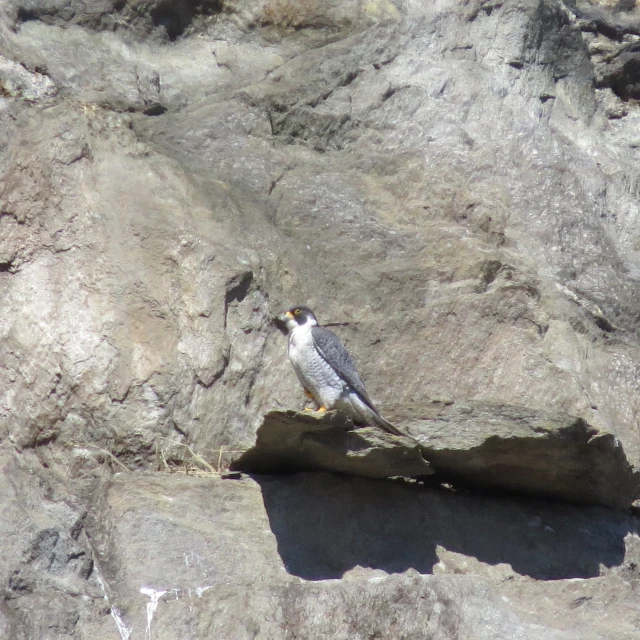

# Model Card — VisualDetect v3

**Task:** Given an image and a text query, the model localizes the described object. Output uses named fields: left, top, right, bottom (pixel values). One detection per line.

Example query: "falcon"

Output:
left=280, top=305, right=406, bottom=437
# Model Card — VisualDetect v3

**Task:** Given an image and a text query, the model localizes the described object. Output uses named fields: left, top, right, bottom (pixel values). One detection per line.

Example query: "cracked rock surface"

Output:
left=233, top=407, right=640, bottom=508
left=2, top=0, right=640, bottom=638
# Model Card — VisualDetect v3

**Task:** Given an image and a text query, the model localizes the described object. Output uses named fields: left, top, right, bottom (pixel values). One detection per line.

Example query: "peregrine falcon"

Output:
left=280, top=305, right=406, bottom=437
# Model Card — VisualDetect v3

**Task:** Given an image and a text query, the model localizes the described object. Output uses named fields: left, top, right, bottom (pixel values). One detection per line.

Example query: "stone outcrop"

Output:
left=233, top=407, right=640, bottom=508
left=408, top=402, right=640, bottom=509
left=2, top=0, right=640, bottom=638
left=231, top=409, right=434, bottom=478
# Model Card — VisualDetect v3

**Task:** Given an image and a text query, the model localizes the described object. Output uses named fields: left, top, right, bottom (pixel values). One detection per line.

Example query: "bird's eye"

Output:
left=294, top=308, right=301, bottom=315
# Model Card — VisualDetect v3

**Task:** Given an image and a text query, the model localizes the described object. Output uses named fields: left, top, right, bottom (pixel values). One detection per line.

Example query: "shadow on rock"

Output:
left=255, top=472, right=637, bottom=581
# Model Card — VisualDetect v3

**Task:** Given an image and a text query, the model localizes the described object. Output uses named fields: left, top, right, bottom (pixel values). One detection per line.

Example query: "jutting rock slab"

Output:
left=407, top=402, right=640, bottom=510
left=232, top=404, right=640, bottom=509
left=231, top=409, right=434, bottom=479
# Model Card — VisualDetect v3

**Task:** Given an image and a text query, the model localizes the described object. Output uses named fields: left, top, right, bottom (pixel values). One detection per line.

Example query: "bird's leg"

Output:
left=301, top=389, right=327, bottom=413
left=303, top=388, right=317, bottom=412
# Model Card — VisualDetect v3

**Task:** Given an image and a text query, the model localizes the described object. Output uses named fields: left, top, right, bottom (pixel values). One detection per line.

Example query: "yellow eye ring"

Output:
left=294, top=308, right=301, bottom=315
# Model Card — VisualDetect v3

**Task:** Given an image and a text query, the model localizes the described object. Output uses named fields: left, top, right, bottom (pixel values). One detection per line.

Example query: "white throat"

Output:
left=287, top=321, right=315, bottom=357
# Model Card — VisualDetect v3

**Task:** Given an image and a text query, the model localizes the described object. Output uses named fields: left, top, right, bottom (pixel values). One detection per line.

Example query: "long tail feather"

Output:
left=372, top=413, right=411, bottom=439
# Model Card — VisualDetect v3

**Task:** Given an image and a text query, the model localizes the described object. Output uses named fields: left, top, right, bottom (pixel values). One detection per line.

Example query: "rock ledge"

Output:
left=231, top=410, right=433, bottom=479
left=232, top=404, right=640, bottom=508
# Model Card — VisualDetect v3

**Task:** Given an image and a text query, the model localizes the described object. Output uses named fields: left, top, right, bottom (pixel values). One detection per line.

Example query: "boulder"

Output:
left=80, top=471, right=640, bottom=640
left=233, top=406, right=640, bottom=508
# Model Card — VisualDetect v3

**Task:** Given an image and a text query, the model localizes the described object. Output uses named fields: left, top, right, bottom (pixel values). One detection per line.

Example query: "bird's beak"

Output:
left=284, top=311, right=294, bottom=319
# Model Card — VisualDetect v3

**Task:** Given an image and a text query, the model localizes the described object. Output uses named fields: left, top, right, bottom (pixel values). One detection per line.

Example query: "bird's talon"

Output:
left=317, top=406, right=327, bottom=413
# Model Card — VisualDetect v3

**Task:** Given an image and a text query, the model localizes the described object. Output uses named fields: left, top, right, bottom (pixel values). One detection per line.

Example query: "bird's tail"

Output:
left=372, top=412, right=411, bottom=439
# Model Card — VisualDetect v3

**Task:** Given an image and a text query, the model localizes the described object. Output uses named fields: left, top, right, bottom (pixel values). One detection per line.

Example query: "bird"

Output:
left=280, top=305, right=408, bottom=438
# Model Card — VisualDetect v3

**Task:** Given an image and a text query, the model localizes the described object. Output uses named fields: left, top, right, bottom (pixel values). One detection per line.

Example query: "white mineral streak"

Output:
left=95, top=569, right=132, bottom=640
left=140, top=587, right=168, bottom=640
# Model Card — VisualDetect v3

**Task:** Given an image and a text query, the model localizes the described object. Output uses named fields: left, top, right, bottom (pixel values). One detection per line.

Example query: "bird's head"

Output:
left=281, top=305, right=318, bottom=331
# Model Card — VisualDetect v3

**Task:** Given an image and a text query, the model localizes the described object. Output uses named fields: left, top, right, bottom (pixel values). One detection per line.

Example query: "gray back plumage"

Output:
left=310, top=326, right=377, bottom=412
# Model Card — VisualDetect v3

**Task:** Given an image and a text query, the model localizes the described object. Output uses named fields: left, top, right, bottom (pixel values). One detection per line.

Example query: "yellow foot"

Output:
left=303, top=405, right=327, bottom=413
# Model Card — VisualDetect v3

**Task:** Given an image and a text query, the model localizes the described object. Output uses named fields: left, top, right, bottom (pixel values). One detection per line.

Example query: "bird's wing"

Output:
left=311, top=326, right=376, bottom=409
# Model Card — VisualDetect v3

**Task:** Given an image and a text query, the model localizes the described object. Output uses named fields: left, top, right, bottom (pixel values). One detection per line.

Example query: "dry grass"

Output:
left=155, top=438, right=248, bottom=477
left=64, top=438, right=249, bottom=480
left=260, top=0, right=316, bottom=28
left=258, top=0, right=400, bottom=29
left=63, top=442, right=134, bottom=479
left=83, top=443, right=132, bottom=472
left=259, top=0, right=350, bottom=30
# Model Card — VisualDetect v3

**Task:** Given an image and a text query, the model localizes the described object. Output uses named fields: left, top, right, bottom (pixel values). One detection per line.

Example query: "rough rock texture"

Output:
left=408, top=401, right=640, bottom=509
left=15, top=467, right=638, bottom=640
left=2, top=0, right=640, bottom=637
left=233, top=406, right=640, bottom=508
left=231, top=409, right=434, bottom=478
left=3, top=0, right=640, bottom=463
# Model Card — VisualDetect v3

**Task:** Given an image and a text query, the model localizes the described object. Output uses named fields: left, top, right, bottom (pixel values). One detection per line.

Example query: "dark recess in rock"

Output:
left=150, top=0, right=223, bottom=41
left=143, top=103, right=168, bottom=116
left=11, top=0, right=224, bottom=38
left=602, top=53, right=640, bottom=101
left=593, top=314, right=615, bottom=332
left=256, top=472, right=636, bottom=581
left=15, top=7, right=40, bottom=24
left=225, top=271, right=253, bottom=305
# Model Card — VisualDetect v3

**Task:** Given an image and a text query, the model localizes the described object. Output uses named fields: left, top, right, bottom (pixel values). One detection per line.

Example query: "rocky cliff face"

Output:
left=1, top=0, right=640, bottom=638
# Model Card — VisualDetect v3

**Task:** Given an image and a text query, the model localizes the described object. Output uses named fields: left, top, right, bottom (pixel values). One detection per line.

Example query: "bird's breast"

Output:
left=288, top=326, right=314, bottom=364
left=288, top=327, right=344, bottom=398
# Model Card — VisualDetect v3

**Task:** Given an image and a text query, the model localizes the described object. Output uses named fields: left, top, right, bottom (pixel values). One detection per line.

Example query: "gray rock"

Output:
left=81, top=472, right=640, bottom=639
left=0, top=449, right=116, bottom=640
left=232, top=406, right=640, bottom=508
left=3, top=0, right=640, bottom=472
left=1, top=445, right=639, bottom=639
left=409, top=402, right=640, bottom=509
left=231, top=409, right=434, bottom=478
left=2, top=0, right=640, bottom=637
